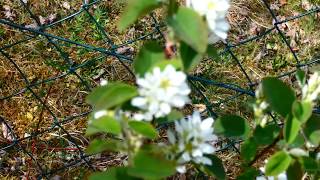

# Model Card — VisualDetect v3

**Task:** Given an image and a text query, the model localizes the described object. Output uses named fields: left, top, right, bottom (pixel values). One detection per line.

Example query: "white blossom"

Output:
left=89, top=110, right=109, bottom=125
left=302, top=72, right=320, bottom=102
left=176, top=165, right=187, bottom=174
left=253, top=85, right=269, bottom=127
left=100, top=79, right=108, bottom=86
left=256, top=173, right=287, bottom=180
left=186, top=0, right=230, bottom=44
left=169, top=111, right=218, bottom=173
left=93, top=110, right=108, bottom=119
left=288, top=148, right=308, bottom=157
left=256, top=161, right=287, bottom=180
left=306, top=141, right=317, bottom=149
left=131, top=65, right=190, bottom=121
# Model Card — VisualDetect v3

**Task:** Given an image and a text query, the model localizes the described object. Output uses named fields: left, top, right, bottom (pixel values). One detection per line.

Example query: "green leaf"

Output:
left=284, top=115, right=301, bottom=144
left=90, top=116, right=121, bottom=135
left=128, top=121, right=158, bottom=139
left=168, top=0, right=179, bottom=16
left=288, top=134, right=305, bottom=148
left=156, top=109, right=184, bottom=124
left=303, top=114, right=320, bottom=146
left=166, top=110, right=184, bottom=121
left=86, top=139, right=121, bottom=154
left=85, top=126, right=103, bottom=136
left=292, top=100, right=312, bottom=123
left=133, top=42, right=165, bottom=76
left=203, top=155, right=226, bottom=180
left=154, top=58, right=183, bottom=71
left=298, top=156, right=319, bottom=172
left=118, top=0, right=162, bottom=31
left=253, top=124, right=280, bottom=145
left=89, top=167, right=138, bottom=180
left=214, top=115, right=250, bottom=138
left=265, top=151, right=292, bottom=176
left=180, top=41, right=203, bottom=71
left=236, top=168, right=259, bottom=180
left=86, top=82, right=138, bottom=110
left=296, top=70, right=306, bottom=86
left=167, top=7, right=208, bottom=53
left=241, top=138, right=257, bottom=162
left=286, top=160, right=303, bottom=180
left=206, top=45, right=219, bottom=58
left=128, top=150, right=176, bottom=179
left=262, top=77, right=296, bottom=118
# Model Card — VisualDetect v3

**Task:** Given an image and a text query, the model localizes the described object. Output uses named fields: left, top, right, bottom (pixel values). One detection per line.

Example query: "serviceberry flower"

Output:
left=288, top=148, right=308, bottom=157
left=131, top=65, right=191, bottom=121
left=253, top=85, right=270, bottom=127
left=256, top=162, right=287, bottom=180
left=186, top=0, right=230, bottom=44
left=302, top=72, right=320, bottom=102
left=100, top=79, right=108, bottom=86
left=94, top=110, right=108, bottom=119
left=256, top=172, right=287, bottom=180
left=168, top=111, right=218, bottom=173
left=93, top=109, right=132, bottom=121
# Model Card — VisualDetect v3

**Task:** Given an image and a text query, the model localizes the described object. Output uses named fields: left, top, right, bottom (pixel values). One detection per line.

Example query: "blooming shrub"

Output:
left=85, top=0, right=320, bottom=179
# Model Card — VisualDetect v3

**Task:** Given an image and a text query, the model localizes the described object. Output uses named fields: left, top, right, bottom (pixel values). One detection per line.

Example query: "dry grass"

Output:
left=0, top=0, right=319, bottom=179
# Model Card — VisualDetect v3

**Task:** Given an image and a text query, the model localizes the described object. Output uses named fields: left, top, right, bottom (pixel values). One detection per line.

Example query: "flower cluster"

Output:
left=186, top=0, right=230, bottom=44
left=168, top=111, right=218, bottom=173
left=253, top=85, right=270, bottom=127
left=132, top=65, right=191, bottom=121
left=302, top=72, right=320, bottom=102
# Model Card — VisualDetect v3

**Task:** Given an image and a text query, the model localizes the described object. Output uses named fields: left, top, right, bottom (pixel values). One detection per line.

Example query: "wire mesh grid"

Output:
left=0, top=0, right=319, bottom=178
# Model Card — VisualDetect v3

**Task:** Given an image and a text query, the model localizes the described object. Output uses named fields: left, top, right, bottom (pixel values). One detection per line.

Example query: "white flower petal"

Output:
left=100, top=79, right=108, bottom=86
left=195, top=156, right=212, bottom=165
left=167, top=130, right=176, bottom=144
left=289, top=148, right=308, bottom=157
left=200, top=143, right=215, bottom=154
left=201, top=117, right=214, bottom=130
left=160, top=103, right=171, bottom=114
left=133, top=113, right=144, bottom=121
left=187, top=0, right=230, bottom=44
left=94, top=110, right=108, bottom=119
left=277, top=173, right=287, bottom=180
left=131, top=97, right=147, bottom=107
left=256, top=176, right=267, bottom=180
left=176, top=166, right=187, bottom=174
left=192, top=149, right=203, bottom=157
left=181, top=152, right=191, bottom=162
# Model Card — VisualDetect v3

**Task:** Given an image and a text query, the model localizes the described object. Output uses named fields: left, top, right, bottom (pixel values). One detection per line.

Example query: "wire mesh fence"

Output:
left=0, top=0, right=320, bottom=178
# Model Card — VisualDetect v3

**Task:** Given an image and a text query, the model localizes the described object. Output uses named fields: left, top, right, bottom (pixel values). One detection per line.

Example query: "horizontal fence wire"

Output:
left=0, top=0, right=320, bottom=178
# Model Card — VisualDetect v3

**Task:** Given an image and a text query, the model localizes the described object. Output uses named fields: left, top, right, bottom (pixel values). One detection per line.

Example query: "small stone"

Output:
left=26, top=112, right=33, bottom=120
left=62, top=2, right=71, bottom=10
